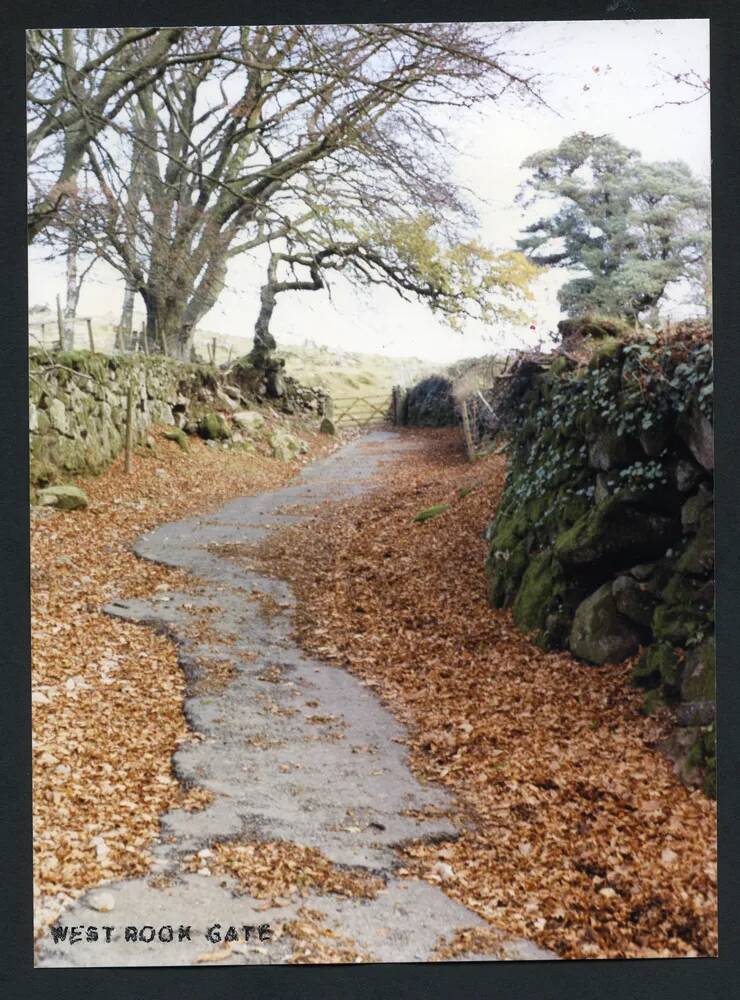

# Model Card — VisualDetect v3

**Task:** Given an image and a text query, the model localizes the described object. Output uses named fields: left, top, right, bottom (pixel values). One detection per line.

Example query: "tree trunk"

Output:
left=63, top=234, right=80, bottom=350
left=118, top=281, right=137, bottom=352
left=143, top=293, right=191, bottom=360
left=117, top=115, right=145, bottom=353
left=250, top=279, right=278, bottom=368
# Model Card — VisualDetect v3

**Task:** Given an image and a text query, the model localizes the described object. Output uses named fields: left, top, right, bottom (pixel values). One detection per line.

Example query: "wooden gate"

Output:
left=331, top=394, right=391, bottom=428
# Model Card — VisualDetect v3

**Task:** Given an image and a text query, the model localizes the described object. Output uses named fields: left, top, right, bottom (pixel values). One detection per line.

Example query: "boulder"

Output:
left=680, top=636, right=715, bottom=703
left=612, top=574, right=657, bottom=627
left=269, top=431, right=301, bottom=462
left=47, top=397, right=68, bottom=435
left=163, top=427, right=189, bottom=451
left=676, top=702, right=715, bottom=727
left=233, top=410, right=265, bottom=434
left=651, top=591, right=709, bottom=647
left=511, top=550, right=569, bottom=646
left=675, top=457, right=703, bottom=494
left=215, top=388, right=239, bottom=412
left=319, top=416, right=336, bottom=435
left=588, top=430, right=640, bottom=471
left=198, top=412, right=231, bottom=440
left=487, top=539, right=529, bottom=609
left=569, top=582, right=642, bottom=665
left=678, top=403, right=714, bottom=471
left=676, top=506, right=714, bottom=576
left=37, top=484, right=89, bottom=511
left=631, top=642, right=677, bottom=689
left=628, top=561, right=659, bottom=582
left=657, top=726, right=704, bottom=789
left=554, top=496, right=678, bottom=572
left=638, top=415, right=673, bottom=458
left=681, top=487, right=713, bottom=531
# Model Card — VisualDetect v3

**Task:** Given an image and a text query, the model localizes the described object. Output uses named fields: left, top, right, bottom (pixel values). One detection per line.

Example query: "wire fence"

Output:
left=28, top=314, right=246, bottom=365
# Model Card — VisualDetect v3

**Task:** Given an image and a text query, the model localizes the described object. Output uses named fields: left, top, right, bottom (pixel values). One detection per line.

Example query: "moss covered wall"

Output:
left=29, top=349, right=329, bottom=488
left=485, top=331, right=715, bottom=794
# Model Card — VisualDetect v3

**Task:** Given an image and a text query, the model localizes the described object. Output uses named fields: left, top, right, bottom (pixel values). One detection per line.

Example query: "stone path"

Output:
left=36, top=431, right=555, bottom=966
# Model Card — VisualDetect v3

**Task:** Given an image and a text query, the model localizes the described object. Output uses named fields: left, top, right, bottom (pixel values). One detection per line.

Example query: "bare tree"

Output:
left=26, top=26, right=216, bottom=242
left=115, top=114, right=146, bottom=351
left=62, top=229, right=80, bottom=350
left=55, top=23, right=542, bottom=359
left=249, top=216, right=537, bottom=374
left=57, top=175, right=98, bottom=350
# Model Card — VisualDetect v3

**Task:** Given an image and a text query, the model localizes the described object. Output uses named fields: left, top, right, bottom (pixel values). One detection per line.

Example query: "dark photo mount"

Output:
left=3, top=0, right=739, bottom=997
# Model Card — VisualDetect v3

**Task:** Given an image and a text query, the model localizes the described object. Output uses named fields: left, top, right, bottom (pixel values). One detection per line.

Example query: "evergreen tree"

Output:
left=517, top=132, right=711, bottom=321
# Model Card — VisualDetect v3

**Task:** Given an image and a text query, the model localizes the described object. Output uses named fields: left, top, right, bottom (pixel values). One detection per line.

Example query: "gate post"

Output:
left=391, top=385, right=402, bottom=425
left=461, top=398, right=475, bottom=462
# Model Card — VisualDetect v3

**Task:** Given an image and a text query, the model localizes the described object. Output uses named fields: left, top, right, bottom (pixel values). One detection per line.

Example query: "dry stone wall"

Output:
left=29, top=349, right=329, bottom=488
left=485, top=326, right=715, bottom=795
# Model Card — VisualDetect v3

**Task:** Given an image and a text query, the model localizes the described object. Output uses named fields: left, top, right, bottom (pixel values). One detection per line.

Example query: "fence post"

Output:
left=210, top=337, right=217, bottom=364
left=461, top=398, right=475, bottom=463
left=86, top=318, right=95, bottom=353
left=124, top=374, right=135, bottom=474
left=56, top=294, right=64, bottom=349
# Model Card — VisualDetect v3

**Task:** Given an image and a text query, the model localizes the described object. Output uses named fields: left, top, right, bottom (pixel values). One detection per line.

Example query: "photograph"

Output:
left=26, top=18, right=716, bottom=967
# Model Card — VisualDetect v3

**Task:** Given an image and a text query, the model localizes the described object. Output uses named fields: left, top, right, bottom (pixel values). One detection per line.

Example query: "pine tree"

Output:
left=517, top=132, right=711, bottom=321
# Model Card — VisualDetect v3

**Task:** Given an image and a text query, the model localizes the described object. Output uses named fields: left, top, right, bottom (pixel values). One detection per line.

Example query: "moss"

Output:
left=554, top=494, right=591, bottom=531
left=487, top=540, right=529, bottom=608
left=554, top=496, right=678, bottom=571
left=651, top=603, right=707, bottom=646
left=676, top=506, right=714, bottom=576
left=163, top=427, right=189, bottom=451
left=681, top=636, right=715, bottom=702
left=557, top=314, right=633, bottom=342
left=511, top=550, right=566, bottom=643
left=631, top=642, right=675, bottom=689
left=681, top=489, right=712, bottom=532
left=487, top=511, right=525, bottom=554
left=414, top=503, right=451, bottom=523
left=198, top=412, right=231, bottom=440
left=587, top=336, right=623, bottom=368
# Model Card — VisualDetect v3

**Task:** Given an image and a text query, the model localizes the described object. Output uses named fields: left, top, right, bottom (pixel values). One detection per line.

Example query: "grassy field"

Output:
left=275, top=343, right=438, bottom=398
left=28, top=307, right=508, bottom=412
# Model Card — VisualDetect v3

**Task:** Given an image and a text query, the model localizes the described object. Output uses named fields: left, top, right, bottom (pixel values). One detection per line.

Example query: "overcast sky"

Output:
left=28, top=18, right=711, bottom=362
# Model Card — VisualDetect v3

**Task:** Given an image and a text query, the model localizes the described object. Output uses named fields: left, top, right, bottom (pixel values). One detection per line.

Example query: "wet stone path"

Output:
left=37, top=431, right=555, bottom=966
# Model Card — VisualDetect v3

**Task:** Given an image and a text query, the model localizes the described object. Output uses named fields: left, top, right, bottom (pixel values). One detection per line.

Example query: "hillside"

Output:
left=28, top=308, right=438, bottom=401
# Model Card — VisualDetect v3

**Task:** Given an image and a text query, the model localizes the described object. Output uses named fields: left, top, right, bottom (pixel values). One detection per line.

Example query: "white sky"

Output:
left=28, top=18, right=711, bottom=362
